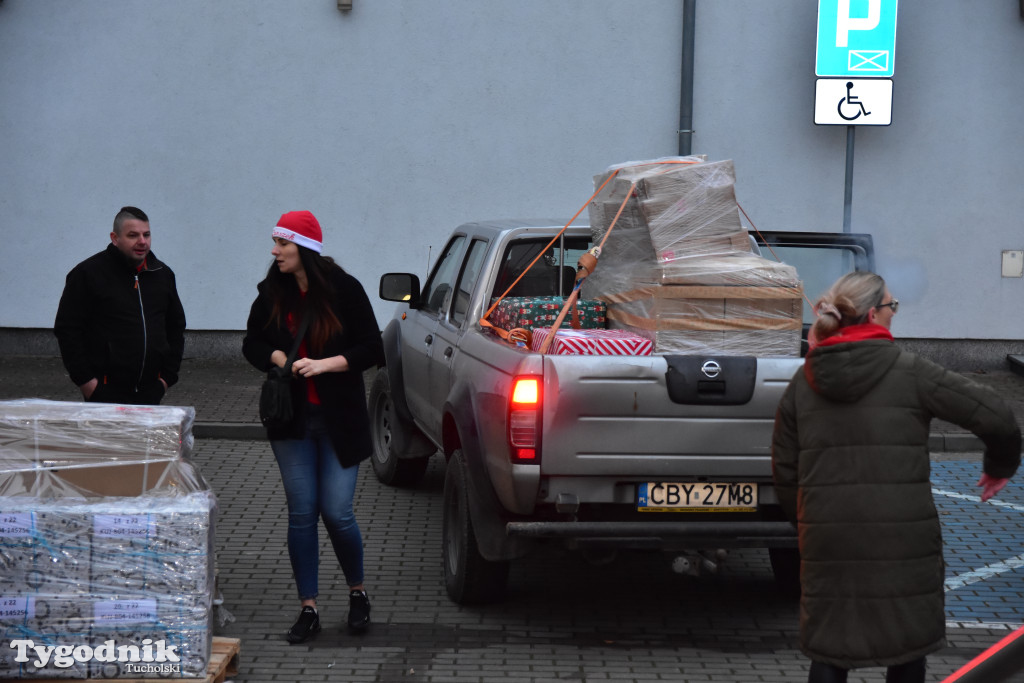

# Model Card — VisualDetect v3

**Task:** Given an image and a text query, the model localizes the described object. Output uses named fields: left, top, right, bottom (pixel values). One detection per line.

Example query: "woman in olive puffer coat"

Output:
left=772, top=272, right=1020, bottom=683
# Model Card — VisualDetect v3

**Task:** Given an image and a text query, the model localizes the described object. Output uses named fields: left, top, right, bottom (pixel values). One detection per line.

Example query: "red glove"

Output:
left=977, top=473, right=1010, bottom=502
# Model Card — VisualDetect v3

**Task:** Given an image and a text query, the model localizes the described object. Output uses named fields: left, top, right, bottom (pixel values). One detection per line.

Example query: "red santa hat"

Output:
left=272, top=211, right=323, bottom=253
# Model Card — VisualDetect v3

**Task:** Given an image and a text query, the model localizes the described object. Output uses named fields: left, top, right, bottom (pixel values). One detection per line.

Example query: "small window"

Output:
left=766, top=245, right=858, bottom=325
left=493, top=237, right=592, bottom=300
left=420, top=236, right=466, bottom=316
left=450, top=239, right=488, bottom=326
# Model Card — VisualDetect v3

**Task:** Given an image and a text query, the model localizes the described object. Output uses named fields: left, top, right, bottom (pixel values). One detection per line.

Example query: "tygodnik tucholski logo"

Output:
left=8, top=638, right=181, bottom=674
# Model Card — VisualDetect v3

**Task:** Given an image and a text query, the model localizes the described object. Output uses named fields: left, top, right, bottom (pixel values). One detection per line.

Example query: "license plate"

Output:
left=637, top=482, right=758, bottom=512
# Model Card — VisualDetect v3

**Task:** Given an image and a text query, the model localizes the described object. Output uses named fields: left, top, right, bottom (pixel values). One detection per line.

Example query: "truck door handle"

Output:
left=424, top=334, right=433, bottom=345
left=443, top=346, right=453, bottom=358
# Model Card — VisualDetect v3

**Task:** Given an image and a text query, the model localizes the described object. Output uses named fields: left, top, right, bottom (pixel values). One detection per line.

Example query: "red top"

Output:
left=287, top=292, right=321, bottom=405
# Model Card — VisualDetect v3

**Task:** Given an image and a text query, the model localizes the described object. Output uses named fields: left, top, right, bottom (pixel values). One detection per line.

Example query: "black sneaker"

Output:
left=286, top=606, right=321, bottom=644
left=347, top=590, right=370, bottom=633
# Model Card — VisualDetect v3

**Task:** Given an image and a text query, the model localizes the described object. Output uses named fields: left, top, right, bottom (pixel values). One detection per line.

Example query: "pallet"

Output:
left=26, top=636, right=240, bottom=683
left=204, top=637, right=240, bottom=683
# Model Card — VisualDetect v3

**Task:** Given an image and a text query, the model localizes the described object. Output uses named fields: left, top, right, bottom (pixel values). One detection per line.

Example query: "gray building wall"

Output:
left=2, top=1, right=1022, bottom=365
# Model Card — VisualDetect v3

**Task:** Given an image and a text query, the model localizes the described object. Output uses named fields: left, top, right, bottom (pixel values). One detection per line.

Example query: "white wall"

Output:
left=2, top=0, right=1023, bottom=341
left=0, top=0, right=683, bottom=331
left=692, top=1, right=1024, bottom=339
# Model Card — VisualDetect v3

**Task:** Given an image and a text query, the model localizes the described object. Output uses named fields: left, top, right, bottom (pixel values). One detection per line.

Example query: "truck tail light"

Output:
left=509, top=376, right=541, bottom=463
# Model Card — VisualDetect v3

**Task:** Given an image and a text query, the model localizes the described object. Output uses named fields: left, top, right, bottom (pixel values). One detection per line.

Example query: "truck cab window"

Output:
left=451, top=239, right=488, bottom=326
left=421, top=236, right=466, bottom=316
left=494, top=237, right=591, bottom=300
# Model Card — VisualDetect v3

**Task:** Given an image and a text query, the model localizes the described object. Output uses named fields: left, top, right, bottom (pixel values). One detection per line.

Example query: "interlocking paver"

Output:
left=3, top=356, right=1024, bottom=680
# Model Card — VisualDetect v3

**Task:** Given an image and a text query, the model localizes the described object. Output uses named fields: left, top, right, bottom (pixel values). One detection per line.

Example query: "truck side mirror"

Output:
left=379, top=273, right=421, bottom=308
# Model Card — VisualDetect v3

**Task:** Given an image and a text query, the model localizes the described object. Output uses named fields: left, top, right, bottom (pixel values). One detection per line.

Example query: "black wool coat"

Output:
left=772, top=335, right=1020, bottom=669
left=54, top=244, right=186, bottom=392
left=242, top=267, right=384, bottom=467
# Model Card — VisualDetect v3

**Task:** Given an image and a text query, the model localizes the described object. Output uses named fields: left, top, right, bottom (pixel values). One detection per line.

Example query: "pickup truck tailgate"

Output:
left=539, top=354, right=800, bottom=477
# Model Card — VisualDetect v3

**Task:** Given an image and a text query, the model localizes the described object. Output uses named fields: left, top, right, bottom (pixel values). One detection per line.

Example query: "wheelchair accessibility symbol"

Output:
left=837, top=81, right=870, bottom=120
left=814, top=78, right=892, bottom=126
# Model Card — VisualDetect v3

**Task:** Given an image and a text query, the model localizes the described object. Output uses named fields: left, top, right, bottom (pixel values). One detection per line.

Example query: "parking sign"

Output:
left=816, top=0, right=898, bottom=78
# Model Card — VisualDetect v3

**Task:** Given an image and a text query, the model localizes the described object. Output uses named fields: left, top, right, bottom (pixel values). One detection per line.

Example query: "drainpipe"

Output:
left=678, top=0, right=696, bottom=156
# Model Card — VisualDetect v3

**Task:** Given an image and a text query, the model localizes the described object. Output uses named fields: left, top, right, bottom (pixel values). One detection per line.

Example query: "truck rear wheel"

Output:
left=443, top=450, right=510, bottom=604
left=369, top=371, right=432, bottom=487
left=769, top=547, right=801, bottom=598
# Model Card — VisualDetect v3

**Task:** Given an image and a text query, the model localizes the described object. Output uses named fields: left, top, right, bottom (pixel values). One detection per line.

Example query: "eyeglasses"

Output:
left=876, top=299, right=899, bottom=313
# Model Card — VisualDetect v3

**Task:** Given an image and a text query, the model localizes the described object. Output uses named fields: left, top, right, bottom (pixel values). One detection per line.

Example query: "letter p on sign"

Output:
left=836, top=0, right=880, bottom=46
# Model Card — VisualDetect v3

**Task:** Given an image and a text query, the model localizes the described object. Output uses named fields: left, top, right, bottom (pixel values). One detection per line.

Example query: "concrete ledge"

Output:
left=193, top=422, right=266, bottom=440
left=4, top=328, right=1024, bottom=368
left=929, top=432, right=984, bottom=453
left=193, top=420, right=981, bottom=454
left=898, top=339, right=1024, bottom=372
left=1009, top=354, right=1024, bottom=378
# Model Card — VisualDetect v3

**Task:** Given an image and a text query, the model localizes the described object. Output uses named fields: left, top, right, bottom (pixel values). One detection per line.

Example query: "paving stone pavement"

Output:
left=2, top=355, right=1024, bottom=681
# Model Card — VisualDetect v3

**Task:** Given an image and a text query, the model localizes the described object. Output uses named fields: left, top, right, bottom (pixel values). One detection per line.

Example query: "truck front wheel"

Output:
left=369, top=371, right=432, bottom=487
left=443, top=450, right=510, bottom=604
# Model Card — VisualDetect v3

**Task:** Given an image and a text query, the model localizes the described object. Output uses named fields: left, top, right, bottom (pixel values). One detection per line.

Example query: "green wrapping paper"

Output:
left=489, top=296, right=607, bottom=332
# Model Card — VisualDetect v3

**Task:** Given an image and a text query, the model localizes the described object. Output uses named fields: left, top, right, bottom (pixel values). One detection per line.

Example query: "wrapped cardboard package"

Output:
left=583, top=157, right=804, bottom=357
left=0, top=400, right=215, bottom=680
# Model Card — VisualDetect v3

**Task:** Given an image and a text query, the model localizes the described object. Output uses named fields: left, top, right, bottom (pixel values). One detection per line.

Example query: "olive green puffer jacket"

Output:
left=772, top=337, right=1020, bottom=669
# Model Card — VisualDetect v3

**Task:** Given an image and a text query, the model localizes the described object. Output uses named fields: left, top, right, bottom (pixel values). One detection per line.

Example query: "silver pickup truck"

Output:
left=372, top=219, right=873, bottom=604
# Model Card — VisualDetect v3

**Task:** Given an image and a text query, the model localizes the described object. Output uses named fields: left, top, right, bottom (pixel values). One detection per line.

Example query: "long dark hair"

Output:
left=263, top=246, right=344, bottom=353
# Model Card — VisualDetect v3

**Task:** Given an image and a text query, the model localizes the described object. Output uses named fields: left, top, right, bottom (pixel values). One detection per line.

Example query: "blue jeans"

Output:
left=271, top=407, right=364, bottom=600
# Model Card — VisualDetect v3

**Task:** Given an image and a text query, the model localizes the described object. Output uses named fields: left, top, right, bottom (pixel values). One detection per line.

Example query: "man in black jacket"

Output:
left=54, top=206, right=186, bottom=405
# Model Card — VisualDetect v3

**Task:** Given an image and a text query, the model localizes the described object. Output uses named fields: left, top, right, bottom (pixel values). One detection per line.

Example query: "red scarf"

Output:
left=814, top=322, right=893, bottom=348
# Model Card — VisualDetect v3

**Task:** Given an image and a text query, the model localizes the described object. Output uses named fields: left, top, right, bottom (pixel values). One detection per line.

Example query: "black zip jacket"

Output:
left=54, top=244, right=186, bottom=394
left=242, top=266, right=384, bottom=467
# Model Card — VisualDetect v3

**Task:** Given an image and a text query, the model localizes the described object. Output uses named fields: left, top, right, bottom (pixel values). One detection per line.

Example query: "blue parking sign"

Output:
left=816, top=0, right=898, bottom=78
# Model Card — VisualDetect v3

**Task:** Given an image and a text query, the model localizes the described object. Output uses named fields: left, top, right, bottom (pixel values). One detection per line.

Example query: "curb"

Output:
left=191, top=420, right=984, bottom=453
left=929, top=432, right=984, bottom=453
left=193, top=422, right=266, bottom=440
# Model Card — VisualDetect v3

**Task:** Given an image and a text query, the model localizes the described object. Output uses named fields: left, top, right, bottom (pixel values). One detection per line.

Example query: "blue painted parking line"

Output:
left=933, top=461, right=1024, bottom=630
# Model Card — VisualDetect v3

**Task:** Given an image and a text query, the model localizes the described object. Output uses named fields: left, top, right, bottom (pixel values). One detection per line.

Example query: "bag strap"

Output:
left=283, top=309, right=313, bottom=371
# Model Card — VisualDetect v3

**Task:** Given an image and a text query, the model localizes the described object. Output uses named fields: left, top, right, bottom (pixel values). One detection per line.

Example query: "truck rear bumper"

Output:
left=505, top=520, right=797, bottom=549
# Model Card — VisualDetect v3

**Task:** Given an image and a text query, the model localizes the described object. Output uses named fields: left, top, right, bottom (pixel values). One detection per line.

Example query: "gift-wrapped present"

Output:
left=489, top=296, right=606, bottom=332
left=530, top=327, right=653, bottom=356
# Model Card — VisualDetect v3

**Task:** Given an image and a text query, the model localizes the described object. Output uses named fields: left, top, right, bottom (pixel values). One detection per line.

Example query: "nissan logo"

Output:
left=701, top=360, right=722, bottom=378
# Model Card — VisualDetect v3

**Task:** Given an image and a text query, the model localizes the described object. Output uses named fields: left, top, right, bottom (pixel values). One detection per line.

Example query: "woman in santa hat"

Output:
left=243, top=210, right=384, bottom=643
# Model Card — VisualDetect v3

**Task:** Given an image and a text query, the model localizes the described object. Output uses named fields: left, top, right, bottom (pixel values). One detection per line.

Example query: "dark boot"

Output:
left=347, top=590, right=370, bottom=633
left=886, top=658, right=926, bottom=683
left=286, top=606, right=321, bottom=644
left=808, top=661, right=848, bottom=683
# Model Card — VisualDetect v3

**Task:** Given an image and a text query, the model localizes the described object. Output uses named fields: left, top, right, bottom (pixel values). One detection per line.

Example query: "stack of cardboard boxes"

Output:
left=582, top=157, right=803, bottom=356
left=0, top=400, right=215, bottom=679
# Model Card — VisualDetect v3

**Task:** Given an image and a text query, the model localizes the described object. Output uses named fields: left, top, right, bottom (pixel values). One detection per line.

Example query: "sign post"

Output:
left=815, top=0, right=898, bottom=232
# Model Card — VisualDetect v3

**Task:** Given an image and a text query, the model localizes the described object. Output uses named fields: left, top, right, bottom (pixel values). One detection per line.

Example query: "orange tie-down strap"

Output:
left=736, top=201, right=817, bottom=315
left=479, top=159, right=704, bottom=349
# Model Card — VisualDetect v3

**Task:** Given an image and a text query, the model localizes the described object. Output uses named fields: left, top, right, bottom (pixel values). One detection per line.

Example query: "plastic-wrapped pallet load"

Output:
left=583, top=157, right=803, bottom=357
left=0, top=400, right=216, bottom=680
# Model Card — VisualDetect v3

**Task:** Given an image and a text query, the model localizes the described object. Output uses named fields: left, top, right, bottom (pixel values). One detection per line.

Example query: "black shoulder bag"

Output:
left=259, top=310, right=312, bottom=430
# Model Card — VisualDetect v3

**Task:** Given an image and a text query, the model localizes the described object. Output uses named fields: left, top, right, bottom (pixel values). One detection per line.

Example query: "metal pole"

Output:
left=678, top=0, right=696, bottom=156
left=842, top=125, right=855, bottom=233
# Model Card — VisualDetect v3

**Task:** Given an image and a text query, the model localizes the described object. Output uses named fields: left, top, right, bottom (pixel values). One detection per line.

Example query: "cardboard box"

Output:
left=0, top=400, right=194, bottom=471
left=603, top=283, right=803, bottom=357
left=0, top=401, right=215, bottom=679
